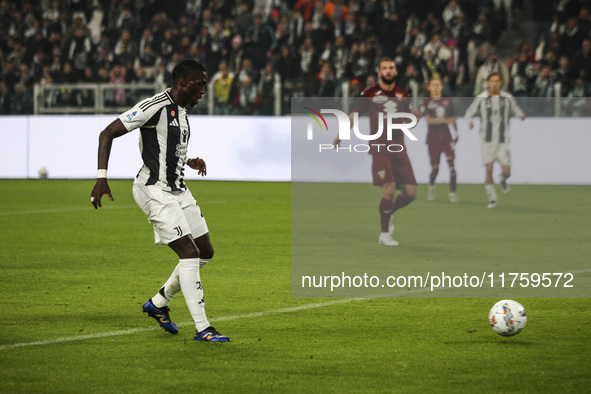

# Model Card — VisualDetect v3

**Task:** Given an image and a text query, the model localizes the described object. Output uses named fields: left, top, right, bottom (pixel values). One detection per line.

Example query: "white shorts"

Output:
left=481, top=142, right=511, bottom=166
left=132, top=182, right=209, bottom=245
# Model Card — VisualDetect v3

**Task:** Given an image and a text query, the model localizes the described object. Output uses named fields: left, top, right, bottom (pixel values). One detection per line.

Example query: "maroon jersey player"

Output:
left=421, top=77, right=458, bottom=203
left=334, top=57, right=418, bottom=246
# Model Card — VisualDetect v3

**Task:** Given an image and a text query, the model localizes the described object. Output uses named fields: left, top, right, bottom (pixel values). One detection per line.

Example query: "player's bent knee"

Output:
left=403, top=190, right=417, bottom=202
left=197, top=242, right=214, bottom=260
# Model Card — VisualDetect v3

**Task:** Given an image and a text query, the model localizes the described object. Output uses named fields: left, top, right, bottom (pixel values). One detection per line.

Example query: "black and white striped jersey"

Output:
left=464, top=91, right=524, bottom=144
left=119, top=90, right=191, bottom=191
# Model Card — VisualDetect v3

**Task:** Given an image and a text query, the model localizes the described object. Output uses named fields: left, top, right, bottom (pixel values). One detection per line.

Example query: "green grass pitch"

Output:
left=0, top=180, right=589, bottom=393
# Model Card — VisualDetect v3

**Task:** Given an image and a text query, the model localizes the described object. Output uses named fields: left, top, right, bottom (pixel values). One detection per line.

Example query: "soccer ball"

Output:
left=488, top=299, right=527, bottom=336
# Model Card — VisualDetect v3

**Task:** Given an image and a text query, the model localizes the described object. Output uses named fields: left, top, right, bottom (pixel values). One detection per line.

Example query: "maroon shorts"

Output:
left=371, top=152, right=417, bottom=187
left=428, top=143, right=455, bottom=167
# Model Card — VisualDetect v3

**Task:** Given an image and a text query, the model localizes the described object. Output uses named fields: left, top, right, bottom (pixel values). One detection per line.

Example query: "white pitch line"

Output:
left=0, top=299, right=355, bottom=351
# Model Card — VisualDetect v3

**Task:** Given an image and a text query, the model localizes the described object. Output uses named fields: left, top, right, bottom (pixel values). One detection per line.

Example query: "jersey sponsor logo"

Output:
left=175, top=143, right=187, bottom=158
left=169, top=118, right=179, bottom=127
left=373, top=96, right=388, bottom=104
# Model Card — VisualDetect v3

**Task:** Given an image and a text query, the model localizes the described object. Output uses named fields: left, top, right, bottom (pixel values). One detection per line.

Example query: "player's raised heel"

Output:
left=487, top=201, right=497, bottom=209
left=194, top=326, right=232, bottom=342
left=142, top=298, right=179, bottom=334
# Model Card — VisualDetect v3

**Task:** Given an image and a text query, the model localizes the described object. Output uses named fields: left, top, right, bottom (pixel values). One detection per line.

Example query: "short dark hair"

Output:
left=172, top=59, right=207, bottom=84
left=487, top=72, right=500, bottom=81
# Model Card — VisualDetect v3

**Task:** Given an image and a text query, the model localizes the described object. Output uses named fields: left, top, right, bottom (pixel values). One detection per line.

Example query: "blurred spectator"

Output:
left=536, top=31, right=562, bottom=60
left=299, top=36, right=317, bottom=83
left=564, top=78, right=589, bottom=116
left=540, top=49, right=558, bottom=70
left=530, top=65, right=555, bottom=97
left=324, top=0, right=348, bottom=24
left=11, top=82, right=32, bottom=114
left=442, top=0, right=462, bottom=29
left=129, top=67, right=155, bottom=104
left=0, top=81, right=13, bottom=113
left=444, top=39, right=463, bottom=93
left=552, top=55, right=577, bottom=96
left=295, top=0, right=319, bottom=21
left=3, top=61, right=19, bottom=92
left=398, top=63, right=422, bottom=95
left=135, top=43, right=159, bottom=76
left=114, top=29, right=137, bottom=67
left=210, top=20, right=230, bottom=68
left=258, top=62, right=281, bottom=115
left=152, top=61, right=172, bottom=88
left=405, top=26, right=427, bottom=53
left=67, top=26, right=93, bottom=80
left=310, top=61, right=336, bottom=97
left=138, top=28, right=155, bottom=57
left=561, top=17, right=585, bottom=57
left=107, top=64, right=126, bottom=106
left=467, top=12, right=493, bottom=77
left=510, top=52, right=532, bottom=97
left=19, top=63, right=35, bottom=89
left=228, top=35, right=245, bottom=76
left=55, top=86, right=76, bottom=107
left=158, top=29, right=175, bottom=63
left=350, top=41, right=372, bottom=82
left=96, top=66, right=110, bottom=84
left=236, top=58, right=257, bottom=84
left=275, top=45, right=298, bottom=87
left=232, top=76, right=261, bottom=115
left=474, top=48, right=510, bottom=95
left=58, top=62, right=78, bottom=84
left=244, top=13, right=275, bottom=70
left=235, top=2, right=254, bottom=37
left=211, top=61, right=234, bottom=115
left=571, top=38, right=591, bottom=90
left=421, top=47, right=446, bottom=83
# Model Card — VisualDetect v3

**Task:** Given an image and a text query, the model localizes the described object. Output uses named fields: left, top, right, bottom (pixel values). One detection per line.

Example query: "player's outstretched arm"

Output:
left=186, top=157, right=207, bottom=176
left=90, top=119, right=129, bottom=209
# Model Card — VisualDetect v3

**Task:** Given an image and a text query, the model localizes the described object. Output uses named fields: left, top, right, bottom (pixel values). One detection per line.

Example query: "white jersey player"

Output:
left=90, top=59, right=231, bottom=342
left=464, top=72, right=526, bottom=208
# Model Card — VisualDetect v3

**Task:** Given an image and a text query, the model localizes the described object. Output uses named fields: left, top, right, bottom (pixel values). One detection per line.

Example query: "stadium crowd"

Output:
left=0, top=0, right=590, bottom=115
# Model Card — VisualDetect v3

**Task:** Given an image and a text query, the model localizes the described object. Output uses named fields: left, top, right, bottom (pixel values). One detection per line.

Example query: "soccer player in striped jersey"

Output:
left=90, top=59, right=231, bottom=342
left=421, top=77, right=459, bottom=203
left=464, top=72, right=526, bottom=208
